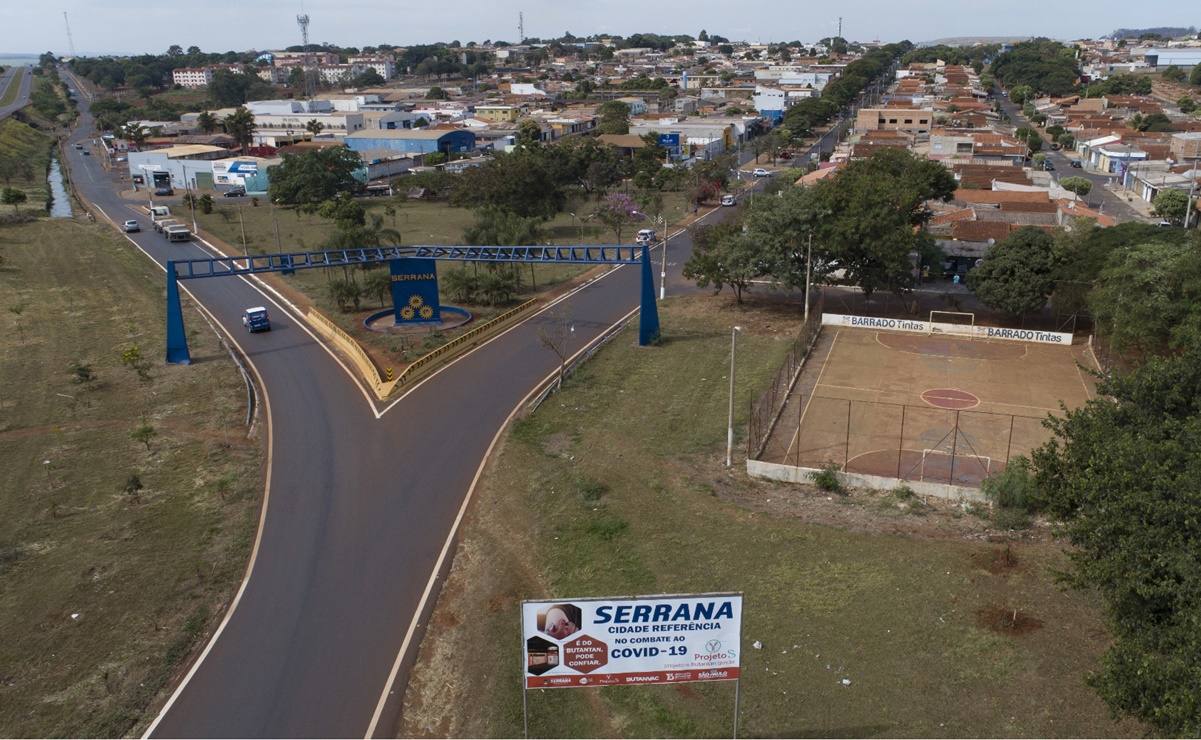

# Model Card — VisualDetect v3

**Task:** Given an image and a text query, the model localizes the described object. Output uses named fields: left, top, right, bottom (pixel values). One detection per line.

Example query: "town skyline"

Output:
left=2, top=0, right=1196, bottom=58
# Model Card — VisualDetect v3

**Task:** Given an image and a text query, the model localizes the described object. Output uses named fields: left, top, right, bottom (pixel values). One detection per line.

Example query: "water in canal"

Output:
left=47, top=155, right=73, bottom=218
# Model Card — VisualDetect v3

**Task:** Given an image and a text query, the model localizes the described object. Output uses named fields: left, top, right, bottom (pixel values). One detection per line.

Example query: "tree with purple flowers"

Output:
left=593, top=193, right=646, bottom=244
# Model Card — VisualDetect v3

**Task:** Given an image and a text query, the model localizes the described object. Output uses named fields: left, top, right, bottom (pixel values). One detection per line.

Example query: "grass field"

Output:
left=0, top=118, right=54, bottom=214
left=0, top=219, right=262, bottom=736
left=398, top=293, right=1138, bottom=738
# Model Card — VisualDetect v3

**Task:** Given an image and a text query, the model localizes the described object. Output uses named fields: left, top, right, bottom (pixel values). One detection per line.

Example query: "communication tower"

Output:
left=63, top=12, right=76, bottom=58
left=519, top=12, right=524, bottom=43
left=297, top=13, right=318, bottom=99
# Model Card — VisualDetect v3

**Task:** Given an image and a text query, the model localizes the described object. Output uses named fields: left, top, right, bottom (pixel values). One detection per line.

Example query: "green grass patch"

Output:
left=0, top=117, right=55, bottom=214
left=0, top=219, right=262, bottom=737
left=400, top=294, right=1139, bottom=739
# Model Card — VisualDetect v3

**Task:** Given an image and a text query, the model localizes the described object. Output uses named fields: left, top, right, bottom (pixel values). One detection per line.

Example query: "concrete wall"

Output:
left=746, top=459, right=988, bottom=503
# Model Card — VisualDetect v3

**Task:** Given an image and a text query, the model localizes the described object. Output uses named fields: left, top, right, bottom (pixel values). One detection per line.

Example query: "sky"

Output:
left=1, top=0, right=1197, bottom=56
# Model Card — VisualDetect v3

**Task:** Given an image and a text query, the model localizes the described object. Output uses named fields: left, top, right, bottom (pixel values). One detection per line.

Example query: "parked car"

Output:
left=778, top=151, right=793, bottom=159
left=81, top=150, right=90, bottom=155
left=122, top=220, right=140, bottom=233
left=224, top=187, right=246, bottom=197
left=154, top=187, right=174, bottom=196
left=720, top=194, right=737, bottom=206
left=242, top=307, right=271, bottom=333
left=1050, top=143, right=1061, bottom=150
left=1070, top=159, right=1083, bottom=168
left=1043, top=161, right=1055, bottom=171
left=752, top=168, right=771, bottom=177
left=74, top=143, right=83, bottom=150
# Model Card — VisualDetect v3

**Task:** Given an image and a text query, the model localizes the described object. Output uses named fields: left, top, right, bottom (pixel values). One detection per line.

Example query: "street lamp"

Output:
left=656, top=214, right=668, bottom=300
left=727, top=326, right=742, bottom=467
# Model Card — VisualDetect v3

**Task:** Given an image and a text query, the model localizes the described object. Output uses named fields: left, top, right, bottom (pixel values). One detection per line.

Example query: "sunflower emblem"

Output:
left=408, top=295, right=424, bottom=308
left=419, top=305, right=434, bottom=319
left=400, top=306, right=416, bottom=320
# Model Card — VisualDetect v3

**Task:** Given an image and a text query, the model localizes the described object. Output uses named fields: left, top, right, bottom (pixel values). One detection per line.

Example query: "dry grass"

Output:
left=399, top=293, right=1139, bottom=739
left=0, top=219, right=262, bottom=737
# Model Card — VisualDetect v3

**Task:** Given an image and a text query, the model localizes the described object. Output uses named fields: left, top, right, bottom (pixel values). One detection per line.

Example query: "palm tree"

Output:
left=196, top=110, right=217, bottom=134
left=224, top=107, right=257, bottom=151
left=305, top=118, right=325, bottom=137
left=362, top=213, right=401, bottom=247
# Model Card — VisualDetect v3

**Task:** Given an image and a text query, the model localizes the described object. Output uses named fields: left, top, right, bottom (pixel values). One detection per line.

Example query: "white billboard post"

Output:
left=520, top=593, right=744, bottom=737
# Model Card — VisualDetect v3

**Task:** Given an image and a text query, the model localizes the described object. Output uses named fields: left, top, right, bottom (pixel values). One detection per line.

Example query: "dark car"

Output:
left=1043, top=161, right=1055, bottom=171
left=154, top=187, right=174, bottom=196
left=242, top=307, right=271, bottom=333
left=1070, top=160, right=1083, bottom=168
left=224, top=187, right=245, bottom=197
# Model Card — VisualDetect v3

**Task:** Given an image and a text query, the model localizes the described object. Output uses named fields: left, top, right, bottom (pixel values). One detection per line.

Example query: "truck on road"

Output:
left=164, top=224, right=191, bottom=242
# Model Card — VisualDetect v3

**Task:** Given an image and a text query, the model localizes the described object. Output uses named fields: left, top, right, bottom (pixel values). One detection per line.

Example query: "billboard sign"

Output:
left=389, top=258, right=441, bottom=324
left=521, top=593, right=742, bottom=689
left=658, top=133, right=680, bottom=149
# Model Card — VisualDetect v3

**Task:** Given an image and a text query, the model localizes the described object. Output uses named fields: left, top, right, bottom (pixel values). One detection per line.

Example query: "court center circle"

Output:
left=921, top=388, right=980, bottom=409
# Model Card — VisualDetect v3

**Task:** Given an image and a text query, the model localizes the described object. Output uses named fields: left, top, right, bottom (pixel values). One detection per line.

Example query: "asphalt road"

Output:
left=993, top=93, right=1145, bottom=223
left=58, top=67, right=758, bottom=738
left=0, top=65, right=33, bottom=121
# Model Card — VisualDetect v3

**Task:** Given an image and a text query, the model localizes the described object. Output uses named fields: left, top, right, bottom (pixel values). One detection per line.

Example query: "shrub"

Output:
left=809, top=460, right=843, bottom=493
left=576, top=476, right=608, bottom=502
left=981, top=455, right=1041, bottom=513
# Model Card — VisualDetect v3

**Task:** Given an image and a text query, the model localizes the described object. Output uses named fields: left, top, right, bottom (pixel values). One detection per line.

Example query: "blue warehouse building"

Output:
left=343, top=129, right=476, bottom=156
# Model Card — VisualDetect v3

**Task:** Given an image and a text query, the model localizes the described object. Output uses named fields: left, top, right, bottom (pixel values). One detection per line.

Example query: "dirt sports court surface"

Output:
left=763, top=326, right=1100, bottom=487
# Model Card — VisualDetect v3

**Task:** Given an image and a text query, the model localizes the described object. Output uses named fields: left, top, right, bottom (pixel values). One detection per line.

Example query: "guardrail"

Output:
left=305, top=297, right=541, bottom=401
left=392, top=298, right=540, bottom=390
left=306, top=309, right=394, bottom=399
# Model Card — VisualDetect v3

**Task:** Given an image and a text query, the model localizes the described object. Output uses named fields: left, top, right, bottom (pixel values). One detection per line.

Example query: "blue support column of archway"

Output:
left=165, top=261, right=192, bottom=365
left=638, top=245, right=660, bottom=345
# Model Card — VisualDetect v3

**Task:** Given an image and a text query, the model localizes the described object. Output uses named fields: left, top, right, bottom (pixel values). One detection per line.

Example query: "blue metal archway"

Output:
left=166, top=244, right=660, bottom=364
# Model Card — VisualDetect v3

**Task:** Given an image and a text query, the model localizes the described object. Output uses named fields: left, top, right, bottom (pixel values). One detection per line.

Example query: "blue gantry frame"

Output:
left=166, top=244, right=661, bottom=364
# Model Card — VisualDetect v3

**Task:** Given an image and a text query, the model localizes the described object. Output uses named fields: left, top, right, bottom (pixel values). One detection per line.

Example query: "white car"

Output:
left=752, top=168, right=771, bottom=177
left=122, top=220, right=140, bottom=233
left=720, top=195, right=737, bottom=206
left=635, top=228, right=657, bottom=245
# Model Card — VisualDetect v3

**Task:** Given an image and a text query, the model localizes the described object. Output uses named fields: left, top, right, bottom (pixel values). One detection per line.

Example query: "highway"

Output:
left=0, top=65, right=33, bottom=121
left=58, top=66, right=784, bottom=737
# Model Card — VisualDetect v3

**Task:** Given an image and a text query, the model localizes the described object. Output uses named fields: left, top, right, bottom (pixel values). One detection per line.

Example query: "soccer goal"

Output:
left=920, top=448, right=993, bottom=482
left=929, top=310, right=976, bottom=339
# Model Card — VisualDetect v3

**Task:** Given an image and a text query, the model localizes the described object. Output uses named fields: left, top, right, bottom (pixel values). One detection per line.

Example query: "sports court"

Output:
left=767, top=320, right=1099, bottom=487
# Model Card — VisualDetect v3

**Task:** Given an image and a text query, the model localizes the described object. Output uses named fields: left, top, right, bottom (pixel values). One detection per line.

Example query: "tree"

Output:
left=1, top=186, right=27, bottom=213
left=1059, top=176, right=1092, bottom=197
left=810, top=147, right=957, bottom=298
left=462, top=206, right=547, bottom=246
left=1153, top=188, right=1190, bottom=221
left=131, top=416, right=157, bottom=452
left=537, top=301, right=575, bottom=389
left=1191, top=64, right=1201, bottom=87
left=1179, top=97, right=1197, bottom=114
left=1030, top=350, right=1201, bottom=736
left=305, top=118, right=326, bottom=136
left=1007, top=85, right=1034, bottom=105
left=592, top=192, right=645, bottom=243
left=268, top=145, right=363, bottom=204
left=363, top=267, right=392, bottom=307
left=224, top=106, right=257, bottom=151
left=1161, top=64, right=1185, bottom=81
left=196, top=110, right=217, bottom=134
left=965, top=226, right=1056, bottom=315
left=1088, top=238, right=1201, bottom=353
left=426, top=86, right=447, bottom=100
left=682, top=220, right=763, bottom=303
left=352, top=68, right=385, bottom=87
left=596, top=100, right=631, bottom=135
left=450, top=151, right=563, bottom=218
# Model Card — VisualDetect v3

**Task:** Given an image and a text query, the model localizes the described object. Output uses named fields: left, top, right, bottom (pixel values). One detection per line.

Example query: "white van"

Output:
left=635, top=228, right=656, bottom=245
